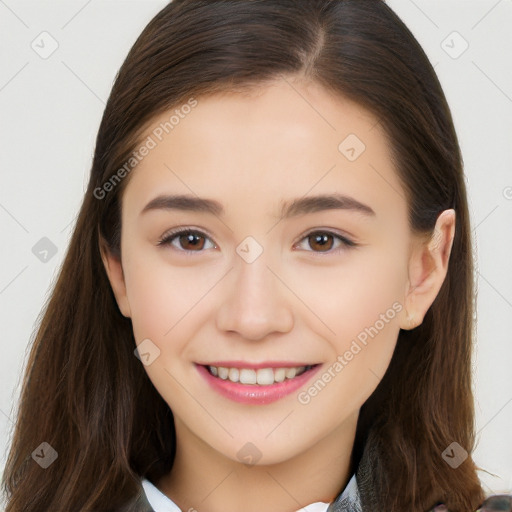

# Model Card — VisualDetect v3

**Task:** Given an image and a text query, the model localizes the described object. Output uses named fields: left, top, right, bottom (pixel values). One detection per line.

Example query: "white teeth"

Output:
left=274, top=368, right=286, bottom=382
left=239, top=368, right=257, bottom=385
left=207, top=365, right=311, bottom=385
left=228, top=367, right=239, bottom=383
left=285, top=367, right=297, bottom=379
left=256, top=368, right=274, bottom=385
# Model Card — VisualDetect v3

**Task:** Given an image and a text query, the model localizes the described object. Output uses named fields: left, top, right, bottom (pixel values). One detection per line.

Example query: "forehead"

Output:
left=122, top=79, right=407, bottom=225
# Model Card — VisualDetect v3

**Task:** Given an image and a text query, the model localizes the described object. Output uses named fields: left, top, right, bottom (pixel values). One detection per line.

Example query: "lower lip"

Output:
left=196, top=364, right=322, bottom=405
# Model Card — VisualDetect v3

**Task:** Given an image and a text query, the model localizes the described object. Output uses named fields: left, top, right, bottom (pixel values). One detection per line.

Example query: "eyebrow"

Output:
left=140, top=193, right=376, bottom=219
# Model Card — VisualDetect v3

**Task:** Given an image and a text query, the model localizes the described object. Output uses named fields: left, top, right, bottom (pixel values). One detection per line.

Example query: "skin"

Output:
left=101, top=77, right=455, bottom=512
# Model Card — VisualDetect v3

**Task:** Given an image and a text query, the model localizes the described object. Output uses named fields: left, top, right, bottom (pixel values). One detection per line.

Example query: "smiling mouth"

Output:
left=204, top=364, right=318, bottom=386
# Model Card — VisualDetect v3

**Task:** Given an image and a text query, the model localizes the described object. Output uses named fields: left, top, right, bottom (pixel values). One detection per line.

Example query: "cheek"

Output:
left=123, top=250, right=219, bottom=345
left=288, top=247, right=407, bottom=338
left=331, top=250, right=407, bottom=392
left=122, top=253, right=208, bottom=400
left=296, top=269, right=403, bottom=418
left=288, top=248, right=407, bottom=408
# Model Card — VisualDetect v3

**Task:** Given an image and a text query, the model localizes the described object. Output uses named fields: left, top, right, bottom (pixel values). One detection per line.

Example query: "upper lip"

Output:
left=197, top=361, right=318, bottom=369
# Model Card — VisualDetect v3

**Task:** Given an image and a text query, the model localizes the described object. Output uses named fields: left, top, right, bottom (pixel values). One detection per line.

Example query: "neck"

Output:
left=157, top=412, right=358, bottom=512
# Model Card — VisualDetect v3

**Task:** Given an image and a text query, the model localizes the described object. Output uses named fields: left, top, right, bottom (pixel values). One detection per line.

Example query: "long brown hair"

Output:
left=2, top=1, right=485, bottom=510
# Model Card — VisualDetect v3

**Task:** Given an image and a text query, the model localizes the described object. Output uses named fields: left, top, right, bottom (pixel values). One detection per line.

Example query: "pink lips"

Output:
left=197, top=360, right=313, bottom=369
left=195, top=362, right=322, bottom=405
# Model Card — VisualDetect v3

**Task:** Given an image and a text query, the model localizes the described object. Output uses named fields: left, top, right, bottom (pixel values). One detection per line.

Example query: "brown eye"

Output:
left=158, top=229, right=216, bottom=252
left=308, top=233, right=334, bottom=252
left=295, top=230, right=356, bottom=254
left=178, top=232, right=206, bottom=251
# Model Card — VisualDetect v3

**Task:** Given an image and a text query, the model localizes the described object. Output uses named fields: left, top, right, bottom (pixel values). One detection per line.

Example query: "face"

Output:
left=102, top=78, right=454, bottom=467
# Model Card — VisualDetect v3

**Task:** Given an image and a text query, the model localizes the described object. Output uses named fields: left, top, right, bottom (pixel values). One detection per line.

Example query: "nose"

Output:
left=215, top=251, right=294, bottom=341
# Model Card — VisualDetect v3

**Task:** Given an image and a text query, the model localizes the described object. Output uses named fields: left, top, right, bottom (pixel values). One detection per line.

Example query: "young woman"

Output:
left=2, top=1, right=511, bottom=511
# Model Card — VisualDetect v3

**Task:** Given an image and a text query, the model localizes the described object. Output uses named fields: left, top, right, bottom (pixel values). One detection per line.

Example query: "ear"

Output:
left=99, top=236, right=132, bottom=318
left=399, top=209, right=456, bottom=330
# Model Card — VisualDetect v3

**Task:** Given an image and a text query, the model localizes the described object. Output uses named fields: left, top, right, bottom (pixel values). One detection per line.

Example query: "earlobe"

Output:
left=99, top=236, right=132, bottom=318
left=400, top=209, right=456, bottom=330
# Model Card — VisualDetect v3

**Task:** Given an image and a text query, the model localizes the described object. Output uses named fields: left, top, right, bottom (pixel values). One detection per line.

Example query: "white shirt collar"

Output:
left=141, top=473, right=358, bottom=512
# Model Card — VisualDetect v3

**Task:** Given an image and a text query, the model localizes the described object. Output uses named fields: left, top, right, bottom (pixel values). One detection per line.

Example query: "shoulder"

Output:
left=117, top=485, right=155, bottom=512
left=476, top=495, right=512, bottom=512
left=429, top=494, right=512, bottom=512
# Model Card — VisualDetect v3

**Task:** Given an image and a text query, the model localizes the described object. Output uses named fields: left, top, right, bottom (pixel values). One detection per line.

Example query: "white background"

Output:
left=1, top=0, right=511, bottom=502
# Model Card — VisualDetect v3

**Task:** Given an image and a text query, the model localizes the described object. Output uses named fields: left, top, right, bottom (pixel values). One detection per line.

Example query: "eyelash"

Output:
left=157, top=227, right=357, bottom=255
